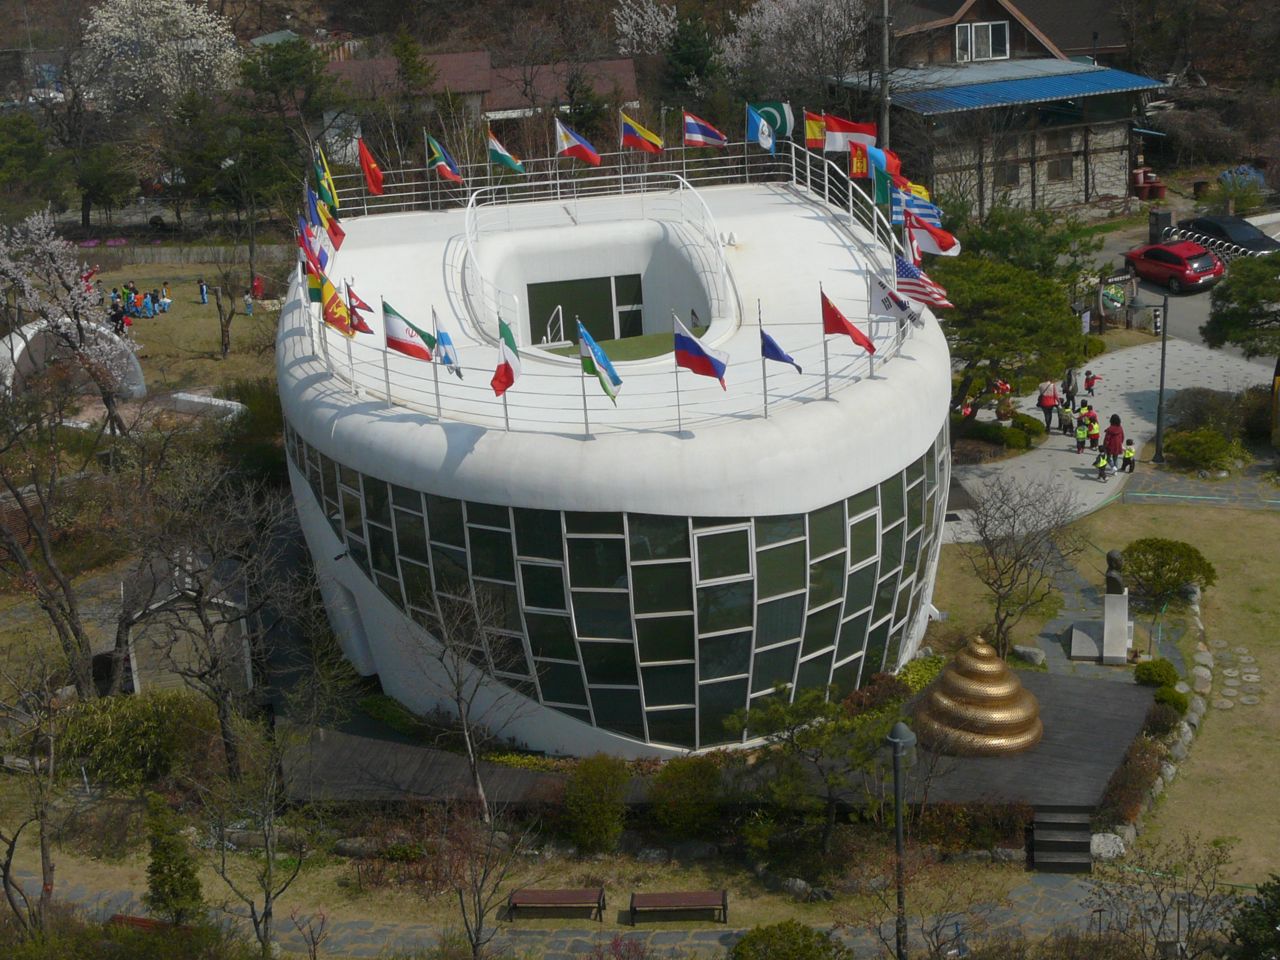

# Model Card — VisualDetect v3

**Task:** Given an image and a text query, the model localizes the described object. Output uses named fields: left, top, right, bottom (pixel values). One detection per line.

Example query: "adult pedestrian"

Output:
left=1062, top=366, right=1079, bottom=408
left=1036, top=378, right=1060, bottom=429
left=1103, top=414, right=1125, bottom=471
left=198, top=278, right=208, bottom=304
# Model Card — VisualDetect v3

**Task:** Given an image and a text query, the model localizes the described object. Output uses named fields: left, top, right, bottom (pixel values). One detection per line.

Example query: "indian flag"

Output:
left=487, top=130, right=524, bottom=173
left=490, top=318, right=521, bottom=397
left=577, top=321, right=622, bottom=404
left=383, top=300, right=434, bottom=361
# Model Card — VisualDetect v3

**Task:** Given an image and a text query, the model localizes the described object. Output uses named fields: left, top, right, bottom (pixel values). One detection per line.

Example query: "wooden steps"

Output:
left=1031, top=805, right=1093, bottom=874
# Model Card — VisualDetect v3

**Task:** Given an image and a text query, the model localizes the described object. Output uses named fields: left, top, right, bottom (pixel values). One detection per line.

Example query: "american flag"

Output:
left=894, top=255, right=953, bottom=308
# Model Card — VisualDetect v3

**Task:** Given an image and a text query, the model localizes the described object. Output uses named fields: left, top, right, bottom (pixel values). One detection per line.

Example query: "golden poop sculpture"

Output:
left=913, top=637, right=1043, bottom=756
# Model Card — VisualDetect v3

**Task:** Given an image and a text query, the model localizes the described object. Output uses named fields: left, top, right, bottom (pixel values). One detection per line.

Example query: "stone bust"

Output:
left=1105, top=550, right=1126, bottom=595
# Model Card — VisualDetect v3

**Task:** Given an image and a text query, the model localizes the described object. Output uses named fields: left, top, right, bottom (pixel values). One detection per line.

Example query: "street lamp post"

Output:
left=1153, top=292, right=1170, bottom=464
left=885, top=721, right=917, bottom=960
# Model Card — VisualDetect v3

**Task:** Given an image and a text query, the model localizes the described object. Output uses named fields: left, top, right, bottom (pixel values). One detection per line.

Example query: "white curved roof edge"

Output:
left=0, top=318, right=146, bottom=401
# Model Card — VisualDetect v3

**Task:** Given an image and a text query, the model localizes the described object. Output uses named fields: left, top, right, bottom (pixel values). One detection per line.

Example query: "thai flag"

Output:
left=674, top=315, right=728, bottom=389
left=682, top=111, right=727, bottom=148
left=555, top=118, right=601, bottom=166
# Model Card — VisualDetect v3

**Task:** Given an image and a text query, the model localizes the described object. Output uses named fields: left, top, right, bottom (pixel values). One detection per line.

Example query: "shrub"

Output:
left=1084, top=335, right=1108, bottom=358
left=1168, top=387, right=1244, bottom=438
left=1134, top=658, right=1179, bottom=688
left=1143, top=702, right=1183, bottom=738
left=1239, top=384, right=1273, bottom=443
left=61, top=691, right=218, bottom=786
left=647, top=755, right=723, bottom=840
left=1010, top=412, right=1047, bottom=437
left=358, top=694, right=430, bottom=739
left=1153, top=685, right=1189, bottom=716
left=1096, top=736, right=1164, bottom=828
left=143, top=794, right=204, bottom=926
left=952, top=417, right=1030, bottom=449
left=730, top=920, right=856, bottom=960
left=220, top=376, right=286, bottom=484
left=914, top=801, right=1034, bottom=851
left=1164, top=427, right=1232, bottom=470
left=563, top=754, right=629, bottom=853
left=842, top=672, right=911, bottom=715
left=897, top=655, right=946, bottom=693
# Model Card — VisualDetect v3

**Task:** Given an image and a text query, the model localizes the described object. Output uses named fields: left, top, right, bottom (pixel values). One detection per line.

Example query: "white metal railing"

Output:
left=1159, top=225, right=1271, bottom=262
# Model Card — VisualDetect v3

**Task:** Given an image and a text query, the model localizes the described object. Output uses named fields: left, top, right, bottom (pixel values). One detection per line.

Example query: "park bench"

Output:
left=628, top=890, right=728, bottom=925
left=507, top=887, right=606, bottom=921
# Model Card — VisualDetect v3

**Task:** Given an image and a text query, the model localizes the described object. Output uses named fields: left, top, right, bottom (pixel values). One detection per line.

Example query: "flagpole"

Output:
left=743, top=105, right=750, bottom=184
left=868, top=320, right=877, bottom=379
left=823, top=337, right=831, bottom=400
left=431, top=308, right=443, bottom=419
left=501, top=391, right=510, bottom=431
left=577, top=315, right=590, bottom=438
left=342, top=281, right=357, bottom=396
left=758, top=299, right=768, bottom=420
left=380, top=297, right=392, bottom=406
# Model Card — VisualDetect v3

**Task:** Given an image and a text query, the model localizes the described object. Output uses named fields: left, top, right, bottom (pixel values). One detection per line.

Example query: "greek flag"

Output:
left=890, top=189, right=943, bottom=227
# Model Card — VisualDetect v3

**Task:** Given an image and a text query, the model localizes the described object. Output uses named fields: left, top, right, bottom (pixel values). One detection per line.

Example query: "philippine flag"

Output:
left=682, top=111, right=727, bottom=148
left=674, top=316, right=729, bottom=389
left=555, top=118, right=601, bottom=166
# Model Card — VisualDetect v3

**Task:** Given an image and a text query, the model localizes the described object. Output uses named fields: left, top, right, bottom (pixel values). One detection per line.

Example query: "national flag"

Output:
left=305, top=263, right=322, bottom=303
left=821, top=290, right=875, bottom=354
left=434, top=313, right=463, bottom=378
left=882, top=148, right=902, bottom=176
left=682, top=111, right=727, bottom=148
left=749, top=101, right=794, bottom=137
left=620, top=111, right=663, bottom=154
left=905, top=209, right=961, bottom=257
left=491, top=317, right=521, bottom=396
left=555, top=118, right=601, bottom=166
left=745, top=105, right=775, bottom=154
left=894, top=255, right=953, bottom=309
left=487, top=130, right=525, bottom=173
left=297, top=217, right=326, bottom=272
left=890, top=189, right=944, bottom=227
left=314, top=146, right=339, bottom=210
left=578, top=320, right=623, bottom=404
left=849, top=143, right=870, bottom=179
left=318, top=201, right=344, bottom=250
left=320, top=274, right=354, bottom=337
left=345, top=283, right=374, bottom=334
left=904, top=223, right=922, bottom=265
left=873, top=165, right=893, bottom=205
left=872, top=275, right=922, bottom=327
left=908, top=181, right=931, bottom=201
left=426, top=134, right=464, bottom=183
left=383, top=300, right=434, bottom=360
left=357, top=137, right=384, bottom=195
left=804, top=111, right=825, bottom=149
left=674, top=316, right=728, bottom=388
left=823, top=115, right=876, bottom=152
left=761, top=330, right=802, bottom=374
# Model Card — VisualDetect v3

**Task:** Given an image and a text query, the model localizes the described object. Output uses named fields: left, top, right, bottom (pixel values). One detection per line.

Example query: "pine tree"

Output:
left=143, top=794, right=205, bottom=926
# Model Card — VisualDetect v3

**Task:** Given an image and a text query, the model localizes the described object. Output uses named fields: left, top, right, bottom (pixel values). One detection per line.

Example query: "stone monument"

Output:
left=1069, top=550, right=1134, bottom=664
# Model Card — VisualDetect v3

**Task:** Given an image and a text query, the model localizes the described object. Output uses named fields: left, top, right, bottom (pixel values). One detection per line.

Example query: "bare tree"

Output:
left=961, top=475, right=1085, bottom=658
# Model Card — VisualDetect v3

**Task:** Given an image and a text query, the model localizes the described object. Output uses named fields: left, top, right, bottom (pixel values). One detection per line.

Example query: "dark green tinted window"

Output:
left=347, top=538, right=369, bottom=577
left=755, top=514, right=804, bottom=546
left=628, top=514, right=689, bottom=561
left=802, top=604, right=841, bottom=656
left=553, top=705, right=592, bottom=724
left=698, top=679, right=748, bottom=747
left=808, top=553, right=845, bottom=609
left=873, top=573, right=898, bottom=622
left=796, top=651, right=833, bottom=692
left=642, top=664, right=696, bottom=707
left=756, top=594, right=804, bottom=648
left=646, top=709, right=696, bottom=749
left=426, top=495, right=465, bottom=546
left=431, top=545, right=469, bottom=596
left=880, top=522, right=905, bottom=572
left=618, top=309, right=642, bottom=338
left=837, top=610, right=871, bottom=661
left=391, top=484, right=421, bottom=510
left=849, top=514, right=877, bottom=565
left=338, top=463, right=359, bottom=489
left=699, top=631, right=751, bottom=680
left=466, top=501, right=509, bottom=528
left=475, top=582, right=521, bottom=631
left=469, top=527, right=515, bottom=582
left=926, top=443, right=939, bottom=486
left=697, top=581, right=753, bottom=633
left=756, top=541, right=806, bottom=599
left=864, top=619, right=891, bottom=675
left=880, top=474, right=905, bottom=525
left=632, top=562, right=693, bottom=615
left=907, top=481, right=925, bottom=532
left=362, top=478, right=391, bottom=527
left=808, top=501, right=845, bottom=557
left=590, top=688, right=644, bottom=740
left=408, top=606, right=440, bottom=634
left=614, top=273, right=643, bottom=305
left=514, top=508, right=562, bottom=560
left=902, top=531, right=923, bottom=579
left=375, top=572, right=402, bottom=608
left=831, top=658, right=861, bottom=698
left=847, top=487, right=877, bottom=516
left=568, top=539, right=627, bottom=589
left=394, top=508, right=429, bottom=563
left=565, top=511, right=623, bottom=535
left=524, top=613, right=576, bottom=660
left=368, top=524, right=397, bottom=577
left=580, top=642, right=638, bottom=686
left=696, top=529, right=751, bottom=582
left=846, top=563, right=877, bottom=613
left=884, top=624, right=906, bottom=674
left=341, top=489, right=363, bottom=537
left=318, top=455, right=335, bottom=503
left=520, top=563, right=566, bottom=611
left=636, top=616, right=695, bottom=662
left=752, top=643, right=798, bottom=694
left=906, top=454, right=925, bottom=486
left=537, top=661, right=587, bottom=705
left=401, top=559, right=434, bottom=609
left=572, top=591, right=632, bottom=639
left=894, top=581, right=913, bottom=625
left=693, top=516, right=747, bottom=529
left=488, top=634, right=530, bottom=676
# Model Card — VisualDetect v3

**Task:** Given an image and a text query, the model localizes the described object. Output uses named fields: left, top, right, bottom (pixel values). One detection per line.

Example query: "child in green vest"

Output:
left=1094, top=450, right=1110, bottom=481
left=1075, top=420, right=1088, bottom=454
left=1122, top=439, right=1135, bottom=473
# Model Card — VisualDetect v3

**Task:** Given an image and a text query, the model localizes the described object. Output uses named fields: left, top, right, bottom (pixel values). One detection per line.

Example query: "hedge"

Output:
left=1134, top=658, right=1179, bottom=688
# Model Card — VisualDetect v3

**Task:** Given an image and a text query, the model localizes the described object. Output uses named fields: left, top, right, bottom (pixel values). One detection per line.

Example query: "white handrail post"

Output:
left=789, top=139, right=796, bottom=187
left=823, top=337, right=831, bottom=400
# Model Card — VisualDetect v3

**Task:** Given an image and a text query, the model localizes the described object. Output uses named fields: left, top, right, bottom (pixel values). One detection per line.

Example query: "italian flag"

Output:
left=490, top=318, right=521, bottom=397
left=383, top=300, right=435, bottom=361
left=488, top=130, right=524, bottom=173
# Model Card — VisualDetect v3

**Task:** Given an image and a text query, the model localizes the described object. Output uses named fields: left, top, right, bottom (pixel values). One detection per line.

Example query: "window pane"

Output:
left=614, top=273, right=643, bottom=305
left=907, top=482, right=925, bottom=532
left=466, top=501, right=509, bottom=528
left=903, top=531, right=923, bottom=579
left=469, top=527, right=515, bottom=582
left=537, top=661, right=587, bottom=705
left=847, top=487, right=877, bottom=517
left=699, top=631, right=751, bottom=680
left=514, top=508, right=563, bottom=560
left=369, top=524, right=398, bottom=576
left=394, top=508, right=430, bottom=563
left=618, top=309, right=643, bottom=339
left=633, top=562, right=693, bottom=615
left=341, top=489, right=363, bottom=537
left=880, top=475, right=905, bottom=525
left=838, top=610, right=871, bottom=662
left=565, top=511, right=623, bottom=535
left=808, top=501, right=845, bottom=557
left=552, top=705, right=592, bottom=724
left=757, top=541, right=806, bottom=599
left=755, top=514, right=803, bottom=546
left=697, top=581, right=753, bottom=634
left=956, top=23, right=970, bottom=60
left=568, top=538, right=628, bottom=589
left=894, top=581, right=913, bottom=625
left=338, top=463, right=359, bottom=489
left=693, top=516, right=747, bottom=529
left=636, top=616, right=695, bottom=662
left=318, top=454, right=335, bottom=503
left=809, top=553, right=845, bottom=609
left=521, top=563, right=566, bottom=611
left=401, top=558, right=434, bottom=609
left=646, top=709, right=696, bottom=749
left=906, top=455, right=925, bottom=486
left=752, top=642, right=798, bottom=694
left=832, top=657, right=862, bottom=698
left=696, top=529, right=751, bottom=582
left=432, top=545, right=469, bottom=596
left=873, top=573, right=898, bottom=623
left=488, top=633, right=530, bottom=676
left=580, top=642, right=638, bottom=686
left=391, top=484, right=421, bottom=510
left=572, top=591, right=632, bottom=639
left=864, top=619, right=891, bottom=676
left=698, top=679, right=748, bottom=747
left=375, top=572, right=403, bottom=608
left=348, top=537, right=370, bottom=576
left=524, top=613, right=577, bottom=660
left=881, top=522, right=905, bottom=572
left=362, top=477, right=391, bottom=527
left=974, top=22, right=991, bottom=59
left=475, top=582, right=521, bottom=631
left=426, top=495, right=465, bottom=547
left=849, top=514, right=878, bottom=566
left=628, top=514, right=689, bottom=561
left=796, top=651, right=834, bottom=692
left=885, top=623, right=906, bottom=673
left=846, top=562, right=877, bottom=613
left=802, top=604, right=841, bottom=656
left=590, top=688, right=644, bottom=740
left=642, top=664, right=695, bottom=707
left=991, top=21, right=1008, bottom=57
left=756, top=593, right=804, bottom=648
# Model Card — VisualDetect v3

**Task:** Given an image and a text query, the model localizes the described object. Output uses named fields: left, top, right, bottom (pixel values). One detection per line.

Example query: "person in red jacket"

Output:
left=1103, top=414, right=1125, bottom=472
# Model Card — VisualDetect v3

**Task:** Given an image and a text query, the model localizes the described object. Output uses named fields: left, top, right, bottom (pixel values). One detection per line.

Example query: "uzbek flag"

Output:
left=555, top=118, right=601, bottom=166
left=491, top=317, right=521, bottom=396
left=577, top=320, right=623, bottom=404
left=383, top=300, right=434, bottom=361
left=487, top=130, right=524, bottom=173
left=426, top=134, right=464, bottom=183
left=821, top=290, right=875, bottom=354
left=620, top=111, right=663, bottom=154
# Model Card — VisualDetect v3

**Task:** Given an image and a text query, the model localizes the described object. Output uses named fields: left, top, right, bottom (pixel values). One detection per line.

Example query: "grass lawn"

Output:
left=1101, top=327, right=1157, bottom=351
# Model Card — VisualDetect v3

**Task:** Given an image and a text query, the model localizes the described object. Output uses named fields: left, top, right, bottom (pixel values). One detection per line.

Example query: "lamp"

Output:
left=1127, top=291, right=1172, bottom=464
left=885, top=721, right=917, bottom=960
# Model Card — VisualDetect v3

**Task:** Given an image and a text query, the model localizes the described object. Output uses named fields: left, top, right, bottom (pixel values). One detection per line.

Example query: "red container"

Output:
left=1132, top=168, right=1146, bottom=187
left=1151, top=183, right=1167, bottom=200
left=1135, top=184, right=1152, bottom=200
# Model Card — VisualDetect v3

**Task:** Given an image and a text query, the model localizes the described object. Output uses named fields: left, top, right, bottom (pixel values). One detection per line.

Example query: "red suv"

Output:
left=1123, top=240, right=1224, bottom=293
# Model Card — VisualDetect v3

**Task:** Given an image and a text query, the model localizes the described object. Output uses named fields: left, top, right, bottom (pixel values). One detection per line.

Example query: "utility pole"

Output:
left=880, top=0, right=892, bottom=150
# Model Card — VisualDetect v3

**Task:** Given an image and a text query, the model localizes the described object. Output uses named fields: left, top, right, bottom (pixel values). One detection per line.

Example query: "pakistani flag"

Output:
left=490, top=317, right=521, bottom=397
left=383, top=300, right=435, bottom=361
left=749, top=101, right=794, bottom=137
left=577, top=321, right=623, bottom=404
left=487, top=130, right=525, bottom=173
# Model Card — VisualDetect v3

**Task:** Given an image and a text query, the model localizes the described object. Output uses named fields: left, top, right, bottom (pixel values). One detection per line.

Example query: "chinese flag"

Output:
left=357, top=137, right=384, bottom=196
left=849, top=143, right=870, bottom=179
left=821, top=290, right=876, bottom=354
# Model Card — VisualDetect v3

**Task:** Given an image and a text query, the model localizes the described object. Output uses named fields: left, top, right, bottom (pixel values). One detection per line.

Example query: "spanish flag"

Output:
left=804, top=111, right=825, bottom=150
left=619, top=111, right=663, bottom=154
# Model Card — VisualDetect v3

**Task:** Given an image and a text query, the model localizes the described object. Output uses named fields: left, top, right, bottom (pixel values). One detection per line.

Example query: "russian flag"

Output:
left=682, top=111, right=727, bottom=148
left=555, top=118, right=601, bottom=166
left=674, top=315, right=728, bottom=389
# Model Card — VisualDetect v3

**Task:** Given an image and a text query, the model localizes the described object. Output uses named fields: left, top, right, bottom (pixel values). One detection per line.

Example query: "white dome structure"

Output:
left=0, top=318, right=145, bottom=400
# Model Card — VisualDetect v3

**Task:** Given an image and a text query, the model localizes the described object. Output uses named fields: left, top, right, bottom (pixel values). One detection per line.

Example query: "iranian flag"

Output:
left=383, top=300, right=434, bottom=361
left=487, top=130, right=525, bottom=173
left=490, top=318, right=521, bottom=396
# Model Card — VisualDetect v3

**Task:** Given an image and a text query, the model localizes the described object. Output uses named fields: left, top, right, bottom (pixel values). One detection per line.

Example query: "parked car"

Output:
left=1175, top=215, right=1280, bottom=254
left=1123, top=241, right=1225, bottom=293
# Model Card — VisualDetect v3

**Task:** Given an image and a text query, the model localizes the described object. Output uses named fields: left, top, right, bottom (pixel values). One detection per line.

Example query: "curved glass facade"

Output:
left=285, top=422, right=950, bottom=751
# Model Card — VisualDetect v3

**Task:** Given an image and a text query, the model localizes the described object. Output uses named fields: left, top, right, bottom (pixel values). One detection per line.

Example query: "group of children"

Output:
left=1053, top=371, right=1135, bottom=482
left=108, top=281, right=172, bottom=331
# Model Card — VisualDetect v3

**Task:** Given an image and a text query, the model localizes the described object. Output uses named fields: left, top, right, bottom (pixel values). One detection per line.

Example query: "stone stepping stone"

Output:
left=1224, top=678, right=1241, bottom=687
left=1243, top=674, right=1262, bottom=683
left=1210, top=639, right=1228, bottom=649
left=1223, top=668, right=1240, bottom=678
left=1221, top=687, right=1239, bottom=697
left=1213, top=698, right=1236, bottom=710
left=1239, top=656, right=1257, bottom=665
left=1239, top=695, right=1261, bottom=705
left=1234, top=646, right=1251, bottom=654
left=1242, top=683, right=1263, bottom=694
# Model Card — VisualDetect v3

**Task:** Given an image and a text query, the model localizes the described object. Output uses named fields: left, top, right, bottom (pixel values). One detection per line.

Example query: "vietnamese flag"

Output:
left=358, top=138, right=384, bottom=195
left=821, top=290, right=875, bottom=354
